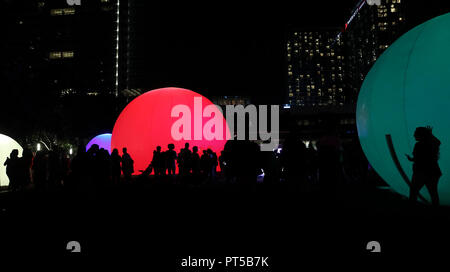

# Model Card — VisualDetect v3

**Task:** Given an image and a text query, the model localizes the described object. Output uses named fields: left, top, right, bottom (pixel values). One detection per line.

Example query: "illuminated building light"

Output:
left=62, top=51, right=74, bottom=58
left=49, top=52, right=62, bottom=59
left=50, top=8, right=76, bottom=16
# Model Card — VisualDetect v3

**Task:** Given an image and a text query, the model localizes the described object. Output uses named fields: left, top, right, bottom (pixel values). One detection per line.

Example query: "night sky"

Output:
left=130, top=0, right=450, bottom=104
left=129, top=0, right=356, bottom=105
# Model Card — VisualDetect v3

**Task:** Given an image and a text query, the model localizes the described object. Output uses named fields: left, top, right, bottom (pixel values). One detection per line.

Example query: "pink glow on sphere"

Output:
left=111, top=87, right=230, bottom=173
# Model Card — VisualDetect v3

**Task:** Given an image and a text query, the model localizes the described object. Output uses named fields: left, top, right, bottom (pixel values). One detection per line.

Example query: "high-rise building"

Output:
left=118, top=0, right=160, bottom=95
left=0, top=0, right=120, bottom=138
left=285, top=0, right=408, bottom=108
left=344, top=0, right=406, bottom=104
left=45, top=0, right=118, bottom=97
left=286, top=29, right=346, bottom=107
left=1, top=0, right=119, bottom=97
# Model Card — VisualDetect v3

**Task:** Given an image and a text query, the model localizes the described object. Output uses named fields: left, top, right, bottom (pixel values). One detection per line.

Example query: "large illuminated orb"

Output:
left=0, top=134, right=23, bottom=187
left=86, top=133, right=112, bottom=153
left=357, top=13, right=450, bottom=205
left=112, top=87, right=230, bottom=173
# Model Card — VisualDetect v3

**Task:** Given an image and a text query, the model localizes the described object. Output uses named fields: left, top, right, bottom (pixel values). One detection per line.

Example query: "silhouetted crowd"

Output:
left=2, top=125, right=443, bottom=208
left=2, top=133, right=371, bottom=195
left=149, top=143, right=219, bottom=182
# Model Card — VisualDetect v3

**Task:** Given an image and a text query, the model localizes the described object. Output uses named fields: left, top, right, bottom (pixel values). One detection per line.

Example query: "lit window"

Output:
left=51, top=9, right=62, bottom=15
left=50, top=8, right=76, bottom=16
left=62, top=51, right=74, bottom=58
left=49, top=52, right=62, bottom=59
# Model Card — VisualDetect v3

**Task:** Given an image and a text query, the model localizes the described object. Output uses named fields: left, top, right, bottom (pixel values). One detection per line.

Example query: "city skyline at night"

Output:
left=1, top=0, right=450, bottom=261
left=0, top=0, right=449, bottom=141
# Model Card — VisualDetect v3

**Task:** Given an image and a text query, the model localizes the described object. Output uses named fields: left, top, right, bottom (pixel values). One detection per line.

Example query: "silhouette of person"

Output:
left=121, top=147, right=134, bottom=182
left=4, top=149, right=20, bottom=191
left=166, top=144, right=177, bottom=176
left=191, top=146, right=201, bottom=178
left=19, top=148, right=33, bottom=189
left=207, top=149, right=218, bottom=181
left=219, top=150, right=232, bottom=183
left=47, top=148, right=63, bottom=189
left=406, top=126, right=442, bottom=206
left=178, top=143, right=192, bottom=176
left=97, top=148, right=111, bottom=187
left=280, top=134, right=308, bottom=187
left=223, top=139, right=260, bottom=188
left=68, top=144, right=88, bottom=191
left=32, top=150, right=48, bottom=191
left=152, top=146, right=164, bottom=176
left=111, top=148, right=122, bottom=184
left=200, top=150, right=210, bottom=180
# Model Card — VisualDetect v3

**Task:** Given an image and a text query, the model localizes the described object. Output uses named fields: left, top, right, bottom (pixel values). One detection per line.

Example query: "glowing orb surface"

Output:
left=112, top=87, right=230, bottom=173
left=86, top=133, right=112, bottom=153
left=0, top=134, right=23, bottom=186
left=357, top=13, right=450, bottom=204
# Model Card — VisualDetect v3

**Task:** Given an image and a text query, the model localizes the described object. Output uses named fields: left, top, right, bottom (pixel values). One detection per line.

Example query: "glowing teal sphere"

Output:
left=357, top=13, right=450, bottom=204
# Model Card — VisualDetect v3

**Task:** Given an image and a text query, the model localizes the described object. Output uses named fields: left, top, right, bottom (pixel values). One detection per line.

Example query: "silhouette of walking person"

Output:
left=121, top=147, right=134, bottom=182
left=406, top=126, right=442, bottom=206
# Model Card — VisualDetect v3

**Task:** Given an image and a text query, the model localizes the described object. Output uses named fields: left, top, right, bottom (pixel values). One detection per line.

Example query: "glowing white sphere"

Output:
left=0, top=134, right=23, bottom=187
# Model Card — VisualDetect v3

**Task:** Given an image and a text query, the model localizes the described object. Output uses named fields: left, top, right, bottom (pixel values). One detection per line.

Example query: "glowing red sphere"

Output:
left=111, top=87, right=230, bottom=173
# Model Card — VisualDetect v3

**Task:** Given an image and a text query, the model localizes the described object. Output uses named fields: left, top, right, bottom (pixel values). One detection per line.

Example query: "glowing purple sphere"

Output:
left=86, top=133, right=112, bottom=154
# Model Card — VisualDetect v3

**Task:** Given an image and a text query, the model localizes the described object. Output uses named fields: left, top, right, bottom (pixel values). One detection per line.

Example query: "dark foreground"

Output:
left=1, top=176, right=450, bottom=267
